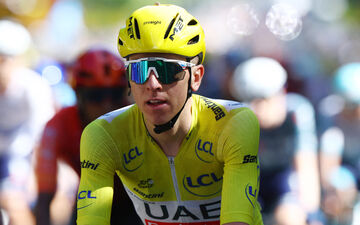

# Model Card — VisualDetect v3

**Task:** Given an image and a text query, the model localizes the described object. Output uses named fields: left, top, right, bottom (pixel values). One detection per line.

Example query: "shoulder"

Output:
left=97, top=104, right=137, bottom=124
left=194, top=94, right=250, bottom=120
left=286, top=93, right=315, bottom=113
left=47, top=106, right=76, bottom=124
left=197, top=96, right=260, bottom=160
left=55, top=105, right=78, bottom=118
left=195, top=95, right=259, bottom=139
left=80, top=106, right=138, bottom=160
left=13, top=68, right=55, bottom=113
left=286, top=93, right=316, bottom=125
left=83, top=104, right=138, bottom=138
left=42, top=106, right=77, bottom=137
left=14, top=68, right=51, bottom=91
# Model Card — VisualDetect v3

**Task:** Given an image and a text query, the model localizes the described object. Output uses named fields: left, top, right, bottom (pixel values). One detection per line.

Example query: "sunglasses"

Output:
left=79, top=88, right=125, bottom=104
left=125, top=57, right=195, bottom=84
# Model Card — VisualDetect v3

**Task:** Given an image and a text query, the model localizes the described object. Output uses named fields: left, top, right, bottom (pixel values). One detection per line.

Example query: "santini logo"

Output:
left=201, top=97, right=225, bottom=121
left=80, top=160, right=99, bottom=170
left=133, top=187, right=164, bottom=199
left=242, top=155, right=257, bottom=164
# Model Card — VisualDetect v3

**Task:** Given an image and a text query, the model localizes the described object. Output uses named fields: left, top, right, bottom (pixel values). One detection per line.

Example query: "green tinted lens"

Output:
left=150, top=61, right=181, bottom=84
left=164, top=62, right=186, bottom=83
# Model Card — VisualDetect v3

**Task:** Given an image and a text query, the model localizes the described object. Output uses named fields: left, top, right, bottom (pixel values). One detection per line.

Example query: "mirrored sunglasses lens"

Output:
left=164, top=62, right=184, bottom=83
left=127, top=61, right=149, bottom=84
left=127, top=60, right=186, bottom=84
left=150, top=60, right=184, bottom=84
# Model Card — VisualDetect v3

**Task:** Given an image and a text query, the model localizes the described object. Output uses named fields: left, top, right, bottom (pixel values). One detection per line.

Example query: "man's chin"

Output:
left=144, top=112, right=171, bottom=125
left=152, top=119, right=170, bottom=126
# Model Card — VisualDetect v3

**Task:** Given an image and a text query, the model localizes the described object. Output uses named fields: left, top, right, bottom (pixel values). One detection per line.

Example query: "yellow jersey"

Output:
left=77, top=94, right=263, bottom=225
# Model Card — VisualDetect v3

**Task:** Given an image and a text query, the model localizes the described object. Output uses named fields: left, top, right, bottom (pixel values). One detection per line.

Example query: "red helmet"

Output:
left=70, top=49, right=127, bottom=89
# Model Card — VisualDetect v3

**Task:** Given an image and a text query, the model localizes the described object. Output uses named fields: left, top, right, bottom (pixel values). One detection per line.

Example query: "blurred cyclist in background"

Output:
left=33, top=48, right=141, bottom=225
left=229, top=57, right=323, bottom=225
left=318, top=62, right=360, bottom=225
left=0, top=19, right=56, bottom=225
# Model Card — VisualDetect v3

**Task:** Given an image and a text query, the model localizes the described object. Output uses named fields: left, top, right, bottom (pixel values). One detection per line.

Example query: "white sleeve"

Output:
left=10, top=69, right=55, bottom=156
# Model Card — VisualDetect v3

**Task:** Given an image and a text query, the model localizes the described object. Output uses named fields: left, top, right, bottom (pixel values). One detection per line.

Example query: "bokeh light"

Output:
left=226, top=3, right=260, bottom=36
left=265, top=3, right=302, bottom=41
left=4, top=0, right=37, bottom=15
left=312, top=0, right=348, bottom=22
left=41, top=65, right=62, bottom=85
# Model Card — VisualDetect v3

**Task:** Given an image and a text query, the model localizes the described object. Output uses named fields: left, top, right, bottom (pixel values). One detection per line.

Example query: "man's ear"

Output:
left=191, top=65, right=204, bottom=92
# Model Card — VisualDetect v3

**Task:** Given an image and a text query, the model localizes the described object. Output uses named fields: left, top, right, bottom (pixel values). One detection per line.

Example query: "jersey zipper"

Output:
left=168, top=156, right=181, bottom=202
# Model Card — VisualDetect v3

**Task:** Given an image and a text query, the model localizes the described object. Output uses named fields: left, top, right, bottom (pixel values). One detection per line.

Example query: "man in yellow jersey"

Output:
left=77, top=3, right=263, bottom=225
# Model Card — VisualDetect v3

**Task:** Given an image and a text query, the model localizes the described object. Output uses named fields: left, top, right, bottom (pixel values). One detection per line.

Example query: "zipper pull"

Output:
left=168, top=157, right=174, bottom=165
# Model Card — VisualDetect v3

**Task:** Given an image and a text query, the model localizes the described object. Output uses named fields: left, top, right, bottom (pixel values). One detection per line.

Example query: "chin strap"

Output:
left=153, top=68, right=193, bottom=134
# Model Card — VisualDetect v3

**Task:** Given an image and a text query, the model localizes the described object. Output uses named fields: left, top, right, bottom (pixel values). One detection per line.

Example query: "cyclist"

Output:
left=229, top=57, right=323, bottom=225
left=318, top=62, right=360, bottom=225
left=34, top=48, right=141, bottom=225
left=0, top=19, right=56, bottom=225
left=77, top=3, right=263, bottom=225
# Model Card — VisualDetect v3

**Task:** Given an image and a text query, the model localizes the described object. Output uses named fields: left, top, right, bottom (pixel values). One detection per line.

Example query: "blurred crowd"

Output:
left=1, top=0, right=360, bottom=225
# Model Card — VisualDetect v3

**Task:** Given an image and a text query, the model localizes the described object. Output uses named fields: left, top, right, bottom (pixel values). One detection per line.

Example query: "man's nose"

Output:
left=146, top=69, right=162, bottom=90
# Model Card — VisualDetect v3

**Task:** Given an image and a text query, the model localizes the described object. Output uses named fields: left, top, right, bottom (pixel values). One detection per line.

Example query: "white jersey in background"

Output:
left=0, top=68, right=55, bottom=190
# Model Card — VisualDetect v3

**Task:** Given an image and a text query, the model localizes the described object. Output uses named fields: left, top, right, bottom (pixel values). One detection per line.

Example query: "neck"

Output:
left=146, top=98, right=193, bottom=156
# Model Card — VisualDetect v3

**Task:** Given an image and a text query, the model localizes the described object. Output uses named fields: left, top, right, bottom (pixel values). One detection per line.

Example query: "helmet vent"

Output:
left=187, top=35, right=199, bottom=45
left=188, top=19, right=197, bottom=26
left=164, top=13, right=179, bottom=39
left=134, top=18, right=141, bottom=39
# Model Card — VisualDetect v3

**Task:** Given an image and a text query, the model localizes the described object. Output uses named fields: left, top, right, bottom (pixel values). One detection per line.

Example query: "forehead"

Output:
left=128, top=53, right=186, bottom=61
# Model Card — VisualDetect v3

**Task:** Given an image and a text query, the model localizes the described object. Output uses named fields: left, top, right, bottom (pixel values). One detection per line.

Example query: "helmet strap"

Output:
left=127, top=81, right=131, bottom=96
left=153, top=68, right=192, bottom=134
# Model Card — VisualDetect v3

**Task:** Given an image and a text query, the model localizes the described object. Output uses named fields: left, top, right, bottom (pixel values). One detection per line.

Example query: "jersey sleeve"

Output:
left=77, top=121, right=118, bottom=225
left=217, top=108, right=263, bottom=225
left=34, top=121, right=59, bottom=193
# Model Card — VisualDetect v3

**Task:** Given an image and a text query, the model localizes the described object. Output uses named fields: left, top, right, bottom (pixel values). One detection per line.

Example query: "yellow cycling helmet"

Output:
left=118, top=3, right=206, bottom=64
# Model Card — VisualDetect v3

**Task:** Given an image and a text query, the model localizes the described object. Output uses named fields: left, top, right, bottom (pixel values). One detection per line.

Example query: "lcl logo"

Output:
left=123, top=146, right=143, bottom=164
left=122, top=146, right=144, bottom=172
left=195, top=139, right=214, bottom=163
left=183, top=172, right=222, bottom=197
left=78, top=190, right=96, bottom=200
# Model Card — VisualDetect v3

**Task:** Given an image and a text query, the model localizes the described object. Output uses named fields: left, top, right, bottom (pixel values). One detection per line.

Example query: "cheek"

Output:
left=167, top=80, right=186, bottom=93
left=169, top=84, right=189, bottom=106
left=130, top=86, right=147, bottom=108
left=130, top=85, right=142, bottom=99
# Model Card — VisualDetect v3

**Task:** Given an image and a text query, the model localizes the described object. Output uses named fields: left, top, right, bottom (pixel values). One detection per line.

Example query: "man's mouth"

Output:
left=147, top=99, right=166, bottom=106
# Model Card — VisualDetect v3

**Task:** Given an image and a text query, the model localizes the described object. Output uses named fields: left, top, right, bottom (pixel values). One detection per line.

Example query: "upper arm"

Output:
left=288, top=94, right=317, bottom=154
left=77, top=122, right=118, bottom=225
left=218, top=108, right=263, bottom=225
